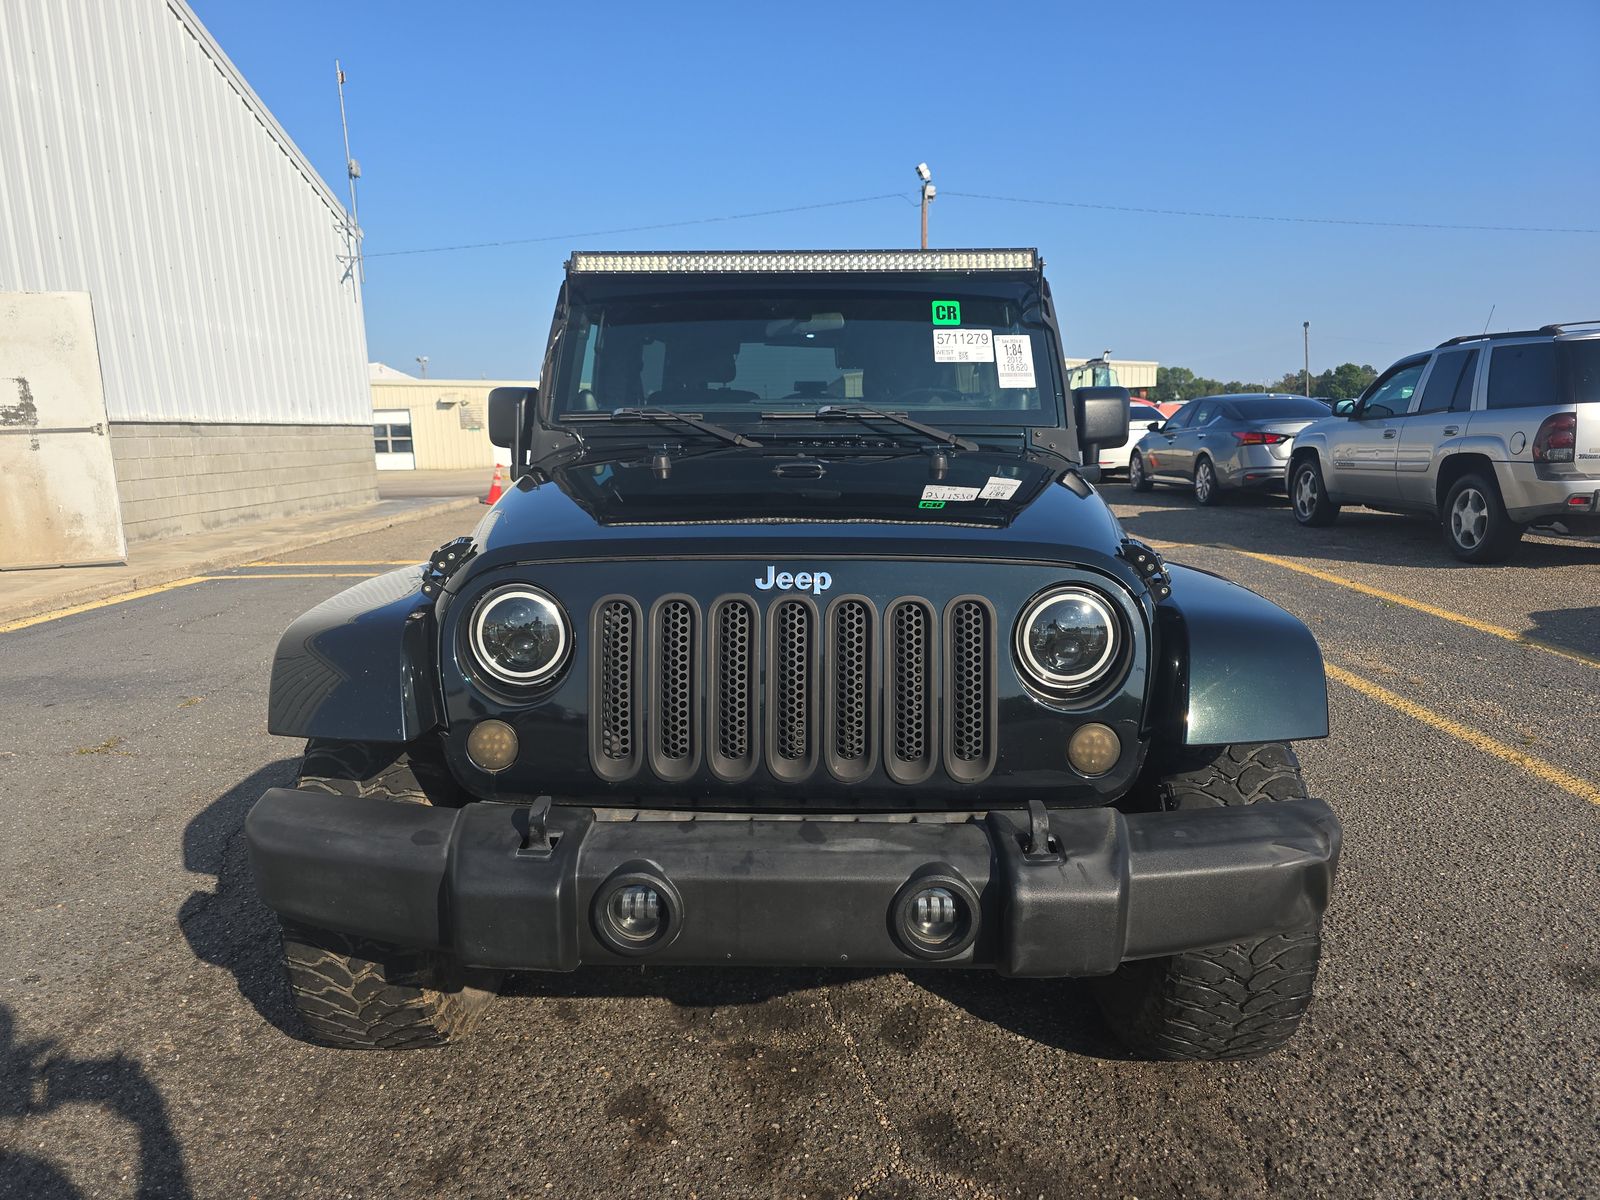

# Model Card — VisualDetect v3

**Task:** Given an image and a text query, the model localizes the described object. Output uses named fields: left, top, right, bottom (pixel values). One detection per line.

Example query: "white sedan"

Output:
left=1098, top=401, right=1167, bottom=475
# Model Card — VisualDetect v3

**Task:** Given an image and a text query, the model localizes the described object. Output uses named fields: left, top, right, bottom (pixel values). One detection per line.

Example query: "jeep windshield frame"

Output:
left=538, top=269, right=1069, bottom=450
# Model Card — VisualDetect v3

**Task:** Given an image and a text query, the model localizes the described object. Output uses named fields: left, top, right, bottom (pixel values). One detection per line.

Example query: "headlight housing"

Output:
left=1014, top=586, right=1123, bottom=696
left=470, top=585, right=569, bottom=686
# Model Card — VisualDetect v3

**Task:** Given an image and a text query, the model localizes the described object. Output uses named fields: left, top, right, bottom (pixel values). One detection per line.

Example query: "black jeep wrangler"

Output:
left=248, top=249, right=1339, bottom=1059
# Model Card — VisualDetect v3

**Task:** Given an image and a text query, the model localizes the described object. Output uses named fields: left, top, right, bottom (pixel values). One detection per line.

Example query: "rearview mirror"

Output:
left=1333, top=399, right=1356, bottom=416
left=489, top=386, right=535, bottom=450
left=1074, top=386, right=1131, bottom=452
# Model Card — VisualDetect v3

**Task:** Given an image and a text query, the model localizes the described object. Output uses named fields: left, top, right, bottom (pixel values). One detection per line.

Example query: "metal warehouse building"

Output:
left=1, top=0, right=374, bottom=556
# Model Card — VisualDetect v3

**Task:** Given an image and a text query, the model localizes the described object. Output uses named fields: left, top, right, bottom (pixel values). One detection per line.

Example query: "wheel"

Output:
left=1442, top=473, right=1523, bottom=563
left=1093, top=743, right=1323, bottom=1060
left=277, top=739, right=498, bottom=1049
left=1193, top=456, right=1222, bottom=506
left=1129, top=451, right=1154, bottom=492
left=1290, top=457, right=1339, bottom=526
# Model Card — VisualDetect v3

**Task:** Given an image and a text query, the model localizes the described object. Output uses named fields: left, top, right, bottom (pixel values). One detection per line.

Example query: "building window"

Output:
left=373, top=408, right=416, bottom=469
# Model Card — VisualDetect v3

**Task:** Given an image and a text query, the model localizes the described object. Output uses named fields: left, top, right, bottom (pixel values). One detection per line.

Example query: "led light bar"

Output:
left=568, top=249, right=1038, bottom=274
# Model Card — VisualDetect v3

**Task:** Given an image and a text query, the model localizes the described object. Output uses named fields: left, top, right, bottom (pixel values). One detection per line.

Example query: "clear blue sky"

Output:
left=193, top=0, right=1599, bottom=384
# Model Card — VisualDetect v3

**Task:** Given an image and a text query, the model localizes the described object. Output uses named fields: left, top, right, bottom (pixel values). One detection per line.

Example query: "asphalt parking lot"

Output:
left=1, top=490, right=1596, bottom=1199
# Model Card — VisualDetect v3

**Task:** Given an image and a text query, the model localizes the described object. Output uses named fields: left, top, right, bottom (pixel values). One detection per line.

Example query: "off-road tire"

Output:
left=1129, top=451, right=1155, bottom=492
left=277, top=739, right=497, bottom=1049
left=1193, top=456, right=1223, bottom=506
left=1094, top=742, right=1323, bottom=1060
left=1290, top=456, right=1339, bottom=527
left=1441, top=472, right=1523, bottom=563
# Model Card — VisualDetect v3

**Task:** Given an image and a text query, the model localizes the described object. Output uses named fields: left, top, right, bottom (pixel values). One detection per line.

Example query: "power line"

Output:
left=364, top=193, right=917, bottom=258
left=942, top=190, right=1600, bottom=236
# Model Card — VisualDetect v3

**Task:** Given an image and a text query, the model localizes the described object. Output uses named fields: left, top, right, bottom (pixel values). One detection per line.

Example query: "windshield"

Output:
left=551, top=288, right=1060, bottom=428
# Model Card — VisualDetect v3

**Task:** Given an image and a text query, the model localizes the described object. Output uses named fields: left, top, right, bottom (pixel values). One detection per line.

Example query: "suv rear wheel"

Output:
left=1290, top=457, right=1339, bottom=526
left=1442, top=472, right=1523, bottom=563
left=1093, top=743, right=1323, bottom=1060
left=276, top=739, right=499, bottom=1049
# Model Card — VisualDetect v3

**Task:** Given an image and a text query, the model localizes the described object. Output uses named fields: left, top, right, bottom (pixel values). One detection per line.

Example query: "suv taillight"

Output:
left=1532, top=412, right=1576, bottom=464
left=1233, top=431, right=1289, bottom=445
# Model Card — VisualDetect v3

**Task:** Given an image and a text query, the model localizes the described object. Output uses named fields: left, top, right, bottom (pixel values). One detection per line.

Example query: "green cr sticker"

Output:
left=931, top=300, right=961, bottom=326
left=918, top=499, right=946, bottom=509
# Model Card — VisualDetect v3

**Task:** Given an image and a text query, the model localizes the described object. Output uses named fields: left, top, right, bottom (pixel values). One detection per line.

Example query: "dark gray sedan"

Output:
left=1128, top=393, right=1332, bottom=505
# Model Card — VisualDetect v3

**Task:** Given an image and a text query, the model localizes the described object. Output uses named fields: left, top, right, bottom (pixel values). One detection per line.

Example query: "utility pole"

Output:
left=915, top=163, right=935, bottom=249
left=335, top=60, right=363, bottom=282
left=1302, top=321, right=1311, bottom=397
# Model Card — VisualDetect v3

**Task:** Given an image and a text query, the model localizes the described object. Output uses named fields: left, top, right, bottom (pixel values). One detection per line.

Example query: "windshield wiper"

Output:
left=602, top=407, right=762, bottom=448
left=797, top=404, right=978, bottom=452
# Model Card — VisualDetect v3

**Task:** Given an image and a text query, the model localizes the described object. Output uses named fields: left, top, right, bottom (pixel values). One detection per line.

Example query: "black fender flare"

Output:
left=1154, top=563, right=1329, bottom=746
left=267, top=566, right=443, bottom=742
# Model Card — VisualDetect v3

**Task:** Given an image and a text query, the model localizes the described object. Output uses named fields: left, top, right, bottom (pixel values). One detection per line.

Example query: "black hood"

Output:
left=465, top=446, right=1129, bottom=572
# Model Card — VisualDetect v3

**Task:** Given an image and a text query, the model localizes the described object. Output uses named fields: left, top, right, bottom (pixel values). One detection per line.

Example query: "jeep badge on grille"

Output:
left=755, top=565, right=832, bottom=595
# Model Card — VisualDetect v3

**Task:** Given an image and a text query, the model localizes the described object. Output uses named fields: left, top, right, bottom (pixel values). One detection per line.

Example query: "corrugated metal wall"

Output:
left=0, top=0, right=369, bottom=425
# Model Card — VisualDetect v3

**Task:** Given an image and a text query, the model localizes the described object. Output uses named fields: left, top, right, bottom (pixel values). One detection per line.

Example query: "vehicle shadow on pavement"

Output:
left=176, top=759, right=309, bottom=1043
left=909, top=973, right=1130, bottom=1059
left=0, top=1002, right=194, bottom=1199
left=1528, top=606, right=1600, bottom=661
left=1104, top=482, right=1600, bottom=573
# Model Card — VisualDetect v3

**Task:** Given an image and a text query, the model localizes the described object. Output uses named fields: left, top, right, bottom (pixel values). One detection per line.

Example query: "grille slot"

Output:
left=649, top=598, right=698, bottom=779
left=945, top=598, right=995, bottom=781
left=824, top=598, right=876, bottom=782
left=709, top=598, right=758, bottom=779
left=767, top=598, right=818, bottom=780
left=591, top=598, right=641, bottom=780
left=885, top=600, right=937, bottom=783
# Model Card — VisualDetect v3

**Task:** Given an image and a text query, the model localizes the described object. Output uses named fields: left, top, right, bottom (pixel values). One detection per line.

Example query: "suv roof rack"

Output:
left=1438, top=320, right=1600, bottom=347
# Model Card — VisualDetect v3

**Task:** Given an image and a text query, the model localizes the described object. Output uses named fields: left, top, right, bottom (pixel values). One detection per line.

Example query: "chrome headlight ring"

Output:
left=469, top=585, right=570, bottom=687
left=1014, top=585, right=1124, bottom=695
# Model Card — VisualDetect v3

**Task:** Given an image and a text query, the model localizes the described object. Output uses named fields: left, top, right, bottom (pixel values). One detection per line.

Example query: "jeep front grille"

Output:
left=589, top=594, right=992, bottom=786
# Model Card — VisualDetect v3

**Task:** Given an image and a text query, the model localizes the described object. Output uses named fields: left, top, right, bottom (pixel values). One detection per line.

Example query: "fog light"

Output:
left=908, top=887, right=960, bottom=945
left=1068, top=722, right=1120, bottom=776
left=466, top=719, right=518, bottom=772
left=607, top=885, right=662, bottom=942
left=891, top=869, right=979, bottom=959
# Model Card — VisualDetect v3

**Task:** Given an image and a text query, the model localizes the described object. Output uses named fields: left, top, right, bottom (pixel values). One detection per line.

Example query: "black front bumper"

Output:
left=246, top=792, right=1339, bottom=977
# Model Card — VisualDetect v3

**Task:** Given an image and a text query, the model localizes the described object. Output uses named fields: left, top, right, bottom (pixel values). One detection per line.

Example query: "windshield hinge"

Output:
left=1119, top=538, right=1172, bottom=601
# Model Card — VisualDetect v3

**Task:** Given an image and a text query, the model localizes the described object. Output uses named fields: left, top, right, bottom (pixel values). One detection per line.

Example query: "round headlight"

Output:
left=1015, top=586, right=1121, bottom=693
left=471, top=586, right=569, bottom=686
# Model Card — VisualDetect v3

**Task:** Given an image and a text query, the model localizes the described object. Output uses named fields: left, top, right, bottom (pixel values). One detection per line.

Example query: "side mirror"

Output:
left=1333, top=399, right=1356, bottom=417
left=1074, top=386, right=1131, bottom=451
left=1146, top=420, right=1164, bottom=432
left=489, top=386, right=535, bottom=451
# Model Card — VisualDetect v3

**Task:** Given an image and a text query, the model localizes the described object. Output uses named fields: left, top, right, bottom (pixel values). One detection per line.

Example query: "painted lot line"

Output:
left=1324, top=662, right=1600, bottom=806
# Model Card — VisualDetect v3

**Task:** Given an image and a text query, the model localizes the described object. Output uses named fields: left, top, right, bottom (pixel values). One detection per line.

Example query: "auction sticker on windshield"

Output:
left=994, top=334, right=1036, bottom=387
left=933, top=328, right=994, bottom=364
left=922, top=484, right=980, bottom=502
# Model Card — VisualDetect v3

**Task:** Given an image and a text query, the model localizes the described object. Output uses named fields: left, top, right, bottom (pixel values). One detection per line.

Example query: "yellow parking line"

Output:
left=197, top=573, right=381, bottom=579
left=1148, top=539, right=1599, bottom=670
left=243, top=560, right=418, bottom=567
left=1326, top=662, right=1600, bottom=806
left=0, top=576, right=212, bottom=634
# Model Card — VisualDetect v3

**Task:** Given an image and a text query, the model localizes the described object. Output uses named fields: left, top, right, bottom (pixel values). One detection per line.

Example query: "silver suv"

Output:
left=1286, top=323, right=1600, bottom=561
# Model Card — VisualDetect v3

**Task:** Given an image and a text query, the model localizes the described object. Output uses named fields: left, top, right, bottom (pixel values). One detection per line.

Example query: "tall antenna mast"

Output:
left=335, top=59, right=364, bottom=283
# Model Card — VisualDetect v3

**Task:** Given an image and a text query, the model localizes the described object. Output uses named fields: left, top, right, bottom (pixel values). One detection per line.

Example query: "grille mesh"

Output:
left=832, top=601, right=870, bottom=763
left=597, top=600, right=634, bottom=761
left=890, top=602, right=931, bottom=764
left=715, top=600, right=755, bottom=763
left=657, top=600, right=694, bottom=762
left=950, top=601, right=988, bottom=762
left=774, top=601, right=812, bottom=761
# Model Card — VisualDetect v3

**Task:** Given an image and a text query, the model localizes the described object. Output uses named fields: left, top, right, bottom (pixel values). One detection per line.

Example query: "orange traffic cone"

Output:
left=481, top=464, right=504, bottom=505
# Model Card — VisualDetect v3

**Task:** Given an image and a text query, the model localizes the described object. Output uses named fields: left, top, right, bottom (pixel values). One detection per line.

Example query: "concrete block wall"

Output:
left=109, top=423, right=378, bottom=541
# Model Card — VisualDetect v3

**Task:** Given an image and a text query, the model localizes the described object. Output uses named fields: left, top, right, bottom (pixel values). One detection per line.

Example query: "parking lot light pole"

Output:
left=1303, top=322, right=1311, bottom=396
left=915, top=162, right=935, bottom=249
